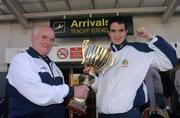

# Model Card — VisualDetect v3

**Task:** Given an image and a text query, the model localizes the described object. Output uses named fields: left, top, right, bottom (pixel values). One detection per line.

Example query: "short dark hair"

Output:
left=107, top=16, right=128, bottom=31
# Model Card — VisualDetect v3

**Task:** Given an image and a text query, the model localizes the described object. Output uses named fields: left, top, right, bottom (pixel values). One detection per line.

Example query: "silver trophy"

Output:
left=68, top=40, right=119, bottom=115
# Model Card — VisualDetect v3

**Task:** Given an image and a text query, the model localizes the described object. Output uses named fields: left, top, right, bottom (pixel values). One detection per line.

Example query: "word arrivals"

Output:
left=71, top=19, right=109, bottom=28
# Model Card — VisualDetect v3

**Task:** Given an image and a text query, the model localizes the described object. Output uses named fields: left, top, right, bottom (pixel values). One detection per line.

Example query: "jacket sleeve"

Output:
left=7, top=54, right=73, bottom=106
left=90, top=76, right=99, bottom=92
left=147, top=35, right=177, bottom=71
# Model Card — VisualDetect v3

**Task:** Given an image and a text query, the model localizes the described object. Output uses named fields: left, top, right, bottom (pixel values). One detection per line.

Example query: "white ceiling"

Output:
left=0, top=0, right=179, bottom=29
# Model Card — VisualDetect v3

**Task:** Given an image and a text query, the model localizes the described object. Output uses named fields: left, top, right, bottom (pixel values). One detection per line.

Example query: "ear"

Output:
left=107, top=30, right=110, bottom=36
left=125, top=29, right=128, bottom=35
left=31, top=33, right=35, bottom=42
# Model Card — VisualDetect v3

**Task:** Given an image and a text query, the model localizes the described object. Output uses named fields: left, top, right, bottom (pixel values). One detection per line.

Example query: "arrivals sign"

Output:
left=50, top=16, right=133, bottom=38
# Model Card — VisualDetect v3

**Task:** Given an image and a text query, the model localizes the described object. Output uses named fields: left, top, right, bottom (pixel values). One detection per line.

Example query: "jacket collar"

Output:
left=110, top=39, right=128, bottom=52
left=26, top=47, right=52, bottom=64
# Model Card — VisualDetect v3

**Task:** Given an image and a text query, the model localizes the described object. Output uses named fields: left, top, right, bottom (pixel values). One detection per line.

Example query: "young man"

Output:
left=6, top=26, right=89, bottom=118
left=83, top=17, right=177, bottom=118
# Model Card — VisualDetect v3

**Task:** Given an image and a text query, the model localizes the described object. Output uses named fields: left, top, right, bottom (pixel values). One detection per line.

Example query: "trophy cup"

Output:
left=68, top=40, right=119, bottom=115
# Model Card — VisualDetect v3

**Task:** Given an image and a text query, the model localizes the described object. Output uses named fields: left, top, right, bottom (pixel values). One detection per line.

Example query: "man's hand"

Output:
left=74, top=85, right=89, bottom=99
left=136, top=27, right=153, bottom=40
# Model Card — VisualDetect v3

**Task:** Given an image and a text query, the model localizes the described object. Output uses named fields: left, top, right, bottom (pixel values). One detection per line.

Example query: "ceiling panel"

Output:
left=44, top=1, right=67, bottom=11
left=95, top=0, right=115, bottom=9
left=21, top=2, right=45, bottom=13
left=117, top=0, right=140, bottom=8
left=143, top=0, right=166, bottom=7
left=69, top=0, right=90, bottom=10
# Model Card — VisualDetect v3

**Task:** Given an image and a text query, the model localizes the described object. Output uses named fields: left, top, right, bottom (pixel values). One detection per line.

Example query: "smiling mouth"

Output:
left=42, top=47, right=50, bottom=51
left=114, top=38, right=121, bottom=41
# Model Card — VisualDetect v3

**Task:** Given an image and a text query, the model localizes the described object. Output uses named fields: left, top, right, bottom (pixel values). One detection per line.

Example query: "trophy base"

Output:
left=68, top=99, right=87, bottom=115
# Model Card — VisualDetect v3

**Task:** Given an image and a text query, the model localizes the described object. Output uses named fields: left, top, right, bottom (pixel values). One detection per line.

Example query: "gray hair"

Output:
left=31, top=25, right=54, bottom=36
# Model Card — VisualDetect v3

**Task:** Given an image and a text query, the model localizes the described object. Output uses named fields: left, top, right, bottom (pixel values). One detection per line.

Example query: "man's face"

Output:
left=31, top=27, right=55, bottom=56
left=108, top=22, right=128, bottom=44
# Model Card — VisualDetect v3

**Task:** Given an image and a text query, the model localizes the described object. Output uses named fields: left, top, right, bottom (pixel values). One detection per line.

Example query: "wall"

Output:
left=133, top=15, right=180, bottom=42
left=0, top=22, right=11, bottom=72
left=1, top=15, right=180, bottom=72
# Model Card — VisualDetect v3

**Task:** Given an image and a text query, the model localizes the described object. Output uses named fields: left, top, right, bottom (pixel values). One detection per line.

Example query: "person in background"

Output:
left=173, top=67, right=180, bottom=117
left=83, top=16, right=177, bottom=118
left=144, top=67, right=165, bottom=111
left=6, top=26, right=89, bottom=118
left=160, top=71, right=174, bottom=111
left=175, top=68, right=180, bottom=104
left=142, top=67, right=169, bottom=118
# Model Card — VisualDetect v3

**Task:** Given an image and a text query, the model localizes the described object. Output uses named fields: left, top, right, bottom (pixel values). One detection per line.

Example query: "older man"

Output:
left=6, top=26, right=89, bottom=118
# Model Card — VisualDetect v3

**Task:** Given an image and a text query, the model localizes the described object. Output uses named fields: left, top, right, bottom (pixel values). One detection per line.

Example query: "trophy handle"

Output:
left=82, top=40, right=91, bottom=64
